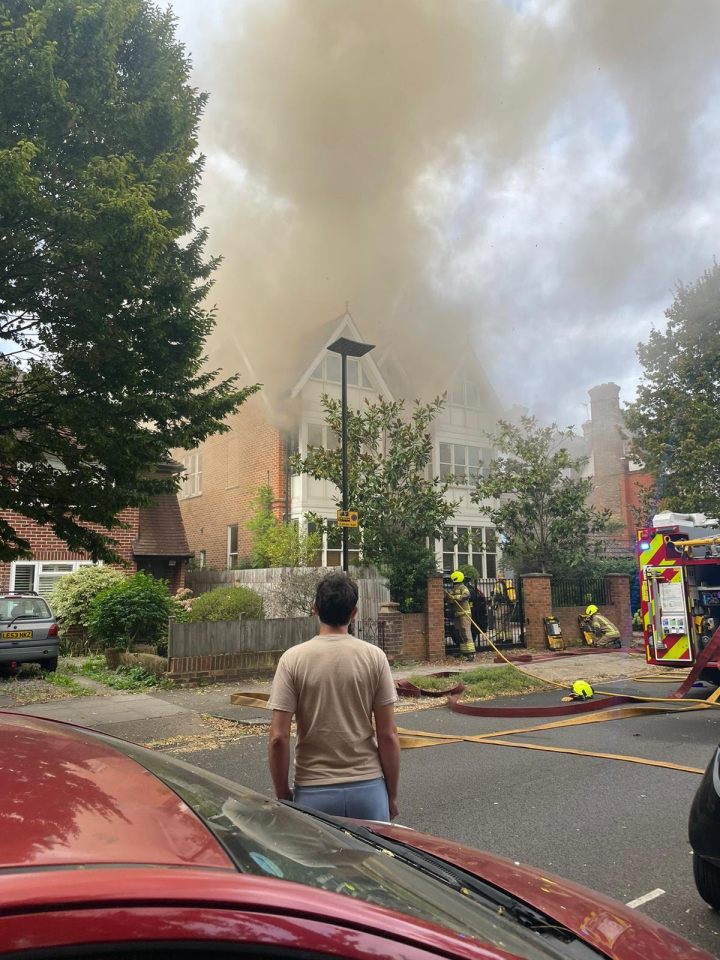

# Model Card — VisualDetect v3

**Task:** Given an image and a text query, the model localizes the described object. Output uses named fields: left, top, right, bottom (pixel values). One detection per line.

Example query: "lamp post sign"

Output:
left=337, top=509, right=359, bottom=527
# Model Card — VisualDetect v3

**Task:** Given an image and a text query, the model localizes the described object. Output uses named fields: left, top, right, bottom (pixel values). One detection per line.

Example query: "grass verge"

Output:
left=407, top=665, right=550, bottom=701
left=0, top=663, right=92, bottom=704
left=62, top=655, right=173, bottom=691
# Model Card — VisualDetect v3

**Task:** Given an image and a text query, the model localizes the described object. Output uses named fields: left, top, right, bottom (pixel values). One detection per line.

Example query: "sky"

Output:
left=164, top=0, right=720, bottom=427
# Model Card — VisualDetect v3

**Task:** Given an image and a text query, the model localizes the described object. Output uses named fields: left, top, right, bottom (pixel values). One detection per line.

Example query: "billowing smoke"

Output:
left=178, top=0, right=720, bottom=422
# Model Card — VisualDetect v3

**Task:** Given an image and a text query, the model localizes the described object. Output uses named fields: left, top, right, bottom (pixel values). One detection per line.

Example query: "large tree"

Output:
left=292, top=396, right=457, bottom=610
left=625, top=262, right=720, bottom=519
left=471, top=416, right=611, bottom=575
left=0, top=0, right=256, bottom=561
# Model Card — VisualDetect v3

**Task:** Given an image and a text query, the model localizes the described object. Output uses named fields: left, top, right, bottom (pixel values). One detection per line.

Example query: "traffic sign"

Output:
left=337, top=509, right=359, bottom=527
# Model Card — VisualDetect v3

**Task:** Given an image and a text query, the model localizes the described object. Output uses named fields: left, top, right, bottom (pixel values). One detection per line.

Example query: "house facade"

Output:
left=176, top=311, right=504, bottom=575
left=0, top=485, right=192, bottom=598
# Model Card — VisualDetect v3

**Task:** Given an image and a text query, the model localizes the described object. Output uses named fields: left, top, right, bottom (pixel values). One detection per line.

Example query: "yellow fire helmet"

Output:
left=450, top=570, right=465, bottom=583
left=585, top=604, right=598, bottom=616
left=572, top=680, right=594, bottom=700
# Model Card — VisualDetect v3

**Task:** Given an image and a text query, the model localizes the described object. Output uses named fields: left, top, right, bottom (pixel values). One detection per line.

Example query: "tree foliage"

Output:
left=625, top=263, right=720, bottom=518
left=472, top=416, right=611, bottom=575
left=247, top=485, right=321, bottom=568
left=293, top=395, right=456, bottom=610
left=0, top=0, right=258, bottom=561
left=88, top=571, right=173, bottom=648
left=49, top=564, right=124, bottom=650
left=188, top=585, right=264, bottom=622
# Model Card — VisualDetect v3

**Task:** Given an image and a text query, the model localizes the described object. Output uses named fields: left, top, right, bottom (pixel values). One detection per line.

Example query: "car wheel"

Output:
left=693, top=853, right=720, bottom=910
left=40, top=656, right=58, bottom=673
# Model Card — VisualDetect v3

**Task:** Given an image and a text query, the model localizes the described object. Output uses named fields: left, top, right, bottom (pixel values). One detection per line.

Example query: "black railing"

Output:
left=552, top=577, right=608, bottom=608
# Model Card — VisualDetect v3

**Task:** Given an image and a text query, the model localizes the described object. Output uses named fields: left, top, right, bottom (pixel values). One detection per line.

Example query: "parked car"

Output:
left=0, top=712, right=712, bottom=959
left=689, top=742, right=720, bottom=909
left=0, top=593, right=58, bottom=672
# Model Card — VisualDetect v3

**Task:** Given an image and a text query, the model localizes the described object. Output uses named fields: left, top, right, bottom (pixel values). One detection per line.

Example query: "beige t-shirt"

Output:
left=268, top=633, right=398, bottom=786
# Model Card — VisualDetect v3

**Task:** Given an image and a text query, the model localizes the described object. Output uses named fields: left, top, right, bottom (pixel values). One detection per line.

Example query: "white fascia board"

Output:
left=290, top=312, right=394, bottom=400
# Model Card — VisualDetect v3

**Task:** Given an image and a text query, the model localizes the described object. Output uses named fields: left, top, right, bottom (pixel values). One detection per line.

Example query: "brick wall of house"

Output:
left=0, top=508, right=139, bottom=591
left=176, top=395, right=286, bottom=569
left=525, top=573, right=633, bottom=648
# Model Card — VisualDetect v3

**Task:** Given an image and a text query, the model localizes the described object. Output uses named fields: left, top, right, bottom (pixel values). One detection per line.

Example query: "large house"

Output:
left=176, top=310, right=504, bottom=576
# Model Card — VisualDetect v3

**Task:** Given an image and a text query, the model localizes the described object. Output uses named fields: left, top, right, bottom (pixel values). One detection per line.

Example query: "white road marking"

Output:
left=626, top=888, right=666, bottom=909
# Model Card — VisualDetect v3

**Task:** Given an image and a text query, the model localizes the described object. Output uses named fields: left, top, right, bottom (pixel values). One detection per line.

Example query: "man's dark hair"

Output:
left=314, top=573, right=359, bottom=627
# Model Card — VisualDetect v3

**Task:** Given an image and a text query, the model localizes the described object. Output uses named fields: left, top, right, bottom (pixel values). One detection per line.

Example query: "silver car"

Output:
left=0, top=594, right=59, bottom=672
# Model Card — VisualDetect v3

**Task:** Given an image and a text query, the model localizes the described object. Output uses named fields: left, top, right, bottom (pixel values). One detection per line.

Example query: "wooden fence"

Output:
left=185, top=566, right=390, bottom=620
left=169, top=616, right=317, bottom=659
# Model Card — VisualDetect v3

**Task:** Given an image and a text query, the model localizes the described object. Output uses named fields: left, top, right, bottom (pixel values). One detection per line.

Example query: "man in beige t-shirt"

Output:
left=268, top=573, right=400, bottom=820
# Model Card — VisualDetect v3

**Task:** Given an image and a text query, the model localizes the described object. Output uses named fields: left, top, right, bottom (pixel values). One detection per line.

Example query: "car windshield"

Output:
left=0, top=598, right=51, bottom=621
left=101, top=731, right=578, bottom=960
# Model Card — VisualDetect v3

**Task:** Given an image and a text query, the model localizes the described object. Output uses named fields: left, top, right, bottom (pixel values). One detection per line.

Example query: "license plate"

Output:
left=2, top=631, right=32, bottom=640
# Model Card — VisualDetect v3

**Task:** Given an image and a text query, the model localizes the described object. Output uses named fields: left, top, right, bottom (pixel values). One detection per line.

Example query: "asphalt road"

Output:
left=171, top=679, right=720, bottom=956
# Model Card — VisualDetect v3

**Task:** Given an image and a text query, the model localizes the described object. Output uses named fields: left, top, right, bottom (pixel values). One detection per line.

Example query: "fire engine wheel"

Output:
left=693, top=854, right=720, bottom=911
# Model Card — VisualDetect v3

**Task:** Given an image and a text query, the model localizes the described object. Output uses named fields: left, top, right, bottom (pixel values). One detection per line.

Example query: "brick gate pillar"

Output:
left=378, top=601, right=402, bottom=663
left=520, top=573, right=552, bottom=650
left=425, top=574, right=445, bottom=659
left=605, top=573, right=632, bottom=643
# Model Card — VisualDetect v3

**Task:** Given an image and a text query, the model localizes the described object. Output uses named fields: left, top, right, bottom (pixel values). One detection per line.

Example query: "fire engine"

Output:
left=638, top=512, right=720, bottom=680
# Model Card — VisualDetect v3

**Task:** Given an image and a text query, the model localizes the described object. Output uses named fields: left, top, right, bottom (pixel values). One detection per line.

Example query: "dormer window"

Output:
left=311, top=355, right=373, bottom=388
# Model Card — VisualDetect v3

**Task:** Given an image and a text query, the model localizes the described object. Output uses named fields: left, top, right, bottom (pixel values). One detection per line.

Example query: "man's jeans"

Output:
left=294, top=776, right=390, bottom=821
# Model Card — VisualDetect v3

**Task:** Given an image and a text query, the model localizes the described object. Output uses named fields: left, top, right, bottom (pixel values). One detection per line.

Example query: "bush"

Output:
left=458, top=564, right=480, bottom=582
left=49, top=566, right=126, bottom=654
left=88, top=572, right=174, bottom=650
left=188, top=586, right=264, bottom=622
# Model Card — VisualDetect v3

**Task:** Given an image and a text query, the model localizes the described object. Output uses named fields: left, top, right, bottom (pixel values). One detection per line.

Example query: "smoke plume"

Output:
left=180, top=0, right=720, bottom=421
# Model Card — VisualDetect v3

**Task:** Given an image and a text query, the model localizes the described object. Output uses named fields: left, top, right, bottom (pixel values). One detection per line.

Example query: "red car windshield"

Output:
left=97, top=731, right=583, bottom=960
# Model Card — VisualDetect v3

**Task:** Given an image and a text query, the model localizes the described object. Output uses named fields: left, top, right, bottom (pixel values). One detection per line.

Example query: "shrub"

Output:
left=88, top=572, right=174, bottom=649
left=188, top=586, right=264, bottom=622
left=49, top=566, right=126, bottom=654
left=458, top=564, right=480, bottom=582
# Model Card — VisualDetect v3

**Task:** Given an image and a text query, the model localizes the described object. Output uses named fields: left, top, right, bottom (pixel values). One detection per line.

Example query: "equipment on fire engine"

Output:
left=543, top=616, right=564, bottom=651
left=637, top=512, right=720, bottom=679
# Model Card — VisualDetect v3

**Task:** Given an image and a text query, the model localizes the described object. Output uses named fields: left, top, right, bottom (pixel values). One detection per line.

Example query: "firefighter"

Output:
left=581, top=604, right=621, bottom=647
left=447, top=571, right=475, bottom=661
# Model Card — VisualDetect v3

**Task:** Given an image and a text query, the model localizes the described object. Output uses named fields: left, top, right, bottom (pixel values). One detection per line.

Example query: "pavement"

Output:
left=10, top=648, right=720, bottom=955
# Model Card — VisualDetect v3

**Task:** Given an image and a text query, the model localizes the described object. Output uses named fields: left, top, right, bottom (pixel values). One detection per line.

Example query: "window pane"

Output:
left=40, top=563, right=74, bottom=573
left=347, top=358, right=359, bottom=386
left=326, top=352, right=342, bottom=382
left=457, top=552, right=469, bottom=567
left=307, top=423, right=324, bottom=448
left=454, top=445, right=468, bottom=468
left=361, top=367, right=373, bottom=388
left=486, top=554, right=497, bottom=578
left=327, top=522, right=342, bottom=548
left=326, top=428, right=339, bottom=451
left=465, top=383, right=478, bottom=408
left=228, top=525, right=238, bottom=553
left=37, top=575, right=61, bottom=597
left=326, top=550, right=342, bottom=567
left=468, top=447, right=480, bottom=468
left=443, top=552, right=455, bottom=571
left=449, top=386, right=463, bottom=405
left=12, top=564, right=34, bottom=593
left=486, top=528, right=496, bottom=551
left=439, top=442, right=451, bottom=464
left=440, top=463, right=453, bottom=479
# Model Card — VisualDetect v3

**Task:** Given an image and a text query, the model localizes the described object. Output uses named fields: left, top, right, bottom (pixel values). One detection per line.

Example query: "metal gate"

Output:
left=353, top=618, right=387, bottom=651
left=445, top=576, right=525, bottom=654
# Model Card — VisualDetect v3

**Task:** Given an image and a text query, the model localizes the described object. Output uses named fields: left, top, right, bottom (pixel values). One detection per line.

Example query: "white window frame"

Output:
left=439, top=443, right=491, bottom=485
left=227, top=524, right=239, bottom=569
left=441, top=526, right=496, bottom=578
left=310, top=355, right=373, bottom=389
left=179, top=451, right=202, bottom=499
left=10, top=560, right=96, bottom=598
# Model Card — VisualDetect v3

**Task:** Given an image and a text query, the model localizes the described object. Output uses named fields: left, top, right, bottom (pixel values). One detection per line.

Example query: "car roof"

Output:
left=0, top=713, right=233, bottom=871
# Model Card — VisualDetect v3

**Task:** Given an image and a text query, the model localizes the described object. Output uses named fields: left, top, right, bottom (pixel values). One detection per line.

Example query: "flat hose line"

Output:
left=228, top=610, right=720, bottom=776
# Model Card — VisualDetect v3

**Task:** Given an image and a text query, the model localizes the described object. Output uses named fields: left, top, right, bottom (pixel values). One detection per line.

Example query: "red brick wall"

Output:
left=399, top=613, right=426, bottom=658
left=0, top=508, right=139, bottom=591
left=175, top=395, right=286, bottom=569
left=520, top=574, right=552, bottom=649
left=547, top=575, right=632, bottom=646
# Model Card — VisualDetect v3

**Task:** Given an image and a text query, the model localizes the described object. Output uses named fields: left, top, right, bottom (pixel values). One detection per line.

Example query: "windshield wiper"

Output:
left=286, top=804, right=592, bottom=948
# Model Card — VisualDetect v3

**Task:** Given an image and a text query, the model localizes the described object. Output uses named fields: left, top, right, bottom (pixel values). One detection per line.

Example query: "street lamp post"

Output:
left=327, top=336, right=375, bottom=573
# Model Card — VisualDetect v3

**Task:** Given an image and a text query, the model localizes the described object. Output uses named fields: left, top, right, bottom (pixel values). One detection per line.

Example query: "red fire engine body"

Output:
left=638, top=512, right=720, bottom=678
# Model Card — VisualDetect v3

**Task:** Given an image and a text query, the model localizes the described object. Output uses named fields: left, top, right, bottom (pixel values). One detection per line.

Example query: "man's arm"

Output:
left=374, top=702, right=400, bottom=819
left=268, top=710, right=293, bottom=800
